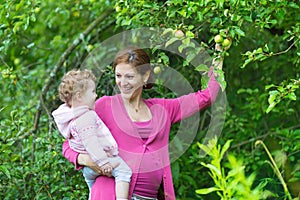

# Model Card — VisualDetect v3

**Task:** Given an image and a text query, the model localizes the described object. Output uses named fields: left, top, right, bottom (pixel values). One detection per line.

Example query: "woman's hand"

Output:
left=77, top=154, right=120, bottom=177
left=215, top=43, right=222, bottom=52
left=100, top=163, right=113, bottom=176
left=212, top=43, right=224, bottom=70
left=102, top=162, right=120, bottom=177
left=78, top=154, right=103, bottom=174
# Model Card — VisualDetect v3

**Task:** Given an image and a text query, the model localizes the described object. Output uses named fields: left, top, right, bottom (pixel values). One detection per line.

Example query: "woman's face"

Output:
left=115, top=63, right=147, bottom=100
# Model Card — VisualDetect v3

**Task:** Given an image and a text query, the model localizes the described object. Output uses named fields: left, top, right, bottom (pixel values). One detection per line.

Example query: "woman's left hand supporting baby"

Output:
left=77, top=154, right=120, bottom=177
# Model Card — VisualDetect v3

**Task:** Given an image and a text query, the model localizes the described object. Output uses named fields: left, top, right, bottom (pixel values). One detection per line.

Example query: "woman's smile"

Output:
left=121, top=86, right=134, bottom=94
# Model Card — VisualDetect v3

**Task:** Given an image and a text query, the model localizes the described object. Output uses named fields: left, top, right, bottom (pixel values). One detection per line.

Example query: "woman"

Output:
left=62, top=46, right=223, bottom=200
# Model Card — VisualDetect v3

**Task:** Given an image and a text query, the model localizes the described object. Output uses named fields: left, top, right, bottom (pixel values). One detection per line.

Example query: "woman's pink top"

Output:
left=62, top=72, right=220, bottom=200
left=133, top=120, right=162, bottom=198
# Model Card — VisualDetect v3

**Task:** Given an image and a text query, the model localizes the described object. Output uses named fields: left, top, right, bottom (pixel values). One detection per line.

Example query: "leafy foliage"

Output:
left=1, top=0, right=300, bottom=199
left=197, top=138, right=271, bottom=200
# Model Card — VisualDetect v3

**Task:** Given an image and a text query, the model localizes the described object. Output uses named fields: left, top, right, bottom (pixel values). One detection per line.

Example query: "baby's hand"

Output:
left=106, top=151, right=114, bottom=157
left=100, top=163, right=113, bottom=176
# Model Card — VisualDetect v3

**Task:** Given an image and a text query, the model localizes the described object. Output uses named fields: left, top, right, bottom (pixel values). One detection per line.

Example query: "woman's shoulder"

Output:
left=95, top=95, right=115, bottom=104
left=145, top=97, right=169, bottom=105
left=95, top=95, right=119, bottom=111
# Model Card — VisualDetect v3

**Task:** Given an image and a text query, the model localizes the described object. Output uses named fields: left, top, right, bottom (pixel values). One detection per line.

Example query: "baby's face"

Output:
left=80, top=80, right=97, bottom=109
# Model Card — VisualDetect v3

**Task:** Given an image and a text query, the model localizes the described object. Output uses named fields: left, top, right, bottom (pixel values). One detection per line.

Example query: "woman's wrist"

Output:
left=212, top=56, right=223, bottom=70
left=77, top=153, right=86, bottom=166
left=212, top=43, right=223, bottom=70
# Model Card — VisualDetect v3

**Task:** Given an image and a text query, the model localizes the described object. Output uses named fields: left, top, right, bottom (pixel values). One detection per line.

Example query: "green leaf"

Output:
left=266, top=102, right=277, bottom=113
left=185, top=31, right=194, bottom=38
left=178, top=44, right=185, bottom=53
left=159, top=53, right=169, bottom=65
left=186, top=52, right=196, bottom=62
left=195, top=64, right=209, bottom=72
left=197, top=11, right=203, bottom=21
left=289, top=2, right=300, bottom=9
left=198, top=143, right=213, bottom=155
left=220, top=140, right=232, bottom=159
left=201, top=163, right=222, bottom=176
left=265, top=84, right=276, bottom=90
left=13, top=21, right=23, bottom=33
left=182, top=37, right=190, bottom=45
left=0, top=165, right=11, bottom=179
left=285, top=92, right=296, bottom=101
left=0, top=106, right=6, bottom=113
left=196, top=187, right=220, bottom=194
left=268, top=90, right=278, bottom=104
left=256, top=47, right=263, bottom=53
left=215, top=69, right=226, bottom=91
left=162, top=28, right=174, bottom=36
left=165, top=37, right=179, bottom=47
left=234, top=27, right=245, bottom=37
left=231, top=14, right=241, bottom=21
left=177, top=9, right=187, bottom=17
left=241, top=58, right=252, bottom=68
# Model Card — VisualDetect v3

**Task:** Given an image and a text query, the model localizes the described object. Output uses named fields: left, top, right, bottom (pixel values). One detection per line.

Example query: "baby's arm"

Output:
left=76, top=111, right=112, bottom=167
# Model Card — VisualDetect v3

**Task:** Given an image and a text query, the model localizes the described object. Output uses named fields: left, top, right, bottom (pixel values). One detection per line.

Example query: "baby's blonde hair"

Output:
left=58, top=69, right=96, bottom=107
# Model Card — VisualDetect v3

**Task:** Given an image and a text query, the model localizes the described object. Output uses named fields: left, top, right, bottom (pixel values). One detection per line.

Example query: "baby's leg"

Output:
left=109, top=156, right=132, bottom=200
left=82, top=167, right=99, bottom=190
left=116, top=181, right=130, bottom=199
left=82, top=167, right=100, bottom=200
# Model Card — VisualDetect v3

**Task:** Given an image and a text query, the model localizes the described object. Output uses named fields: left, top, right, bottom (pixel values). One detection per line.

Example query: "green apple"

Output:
left=73, top=11, right=80, bottom=17
left=1, top=70, right=9, bottom=78
left=34, top=7, right=40, bottom=13
left=153, top=66, right=161, bottom=74
left=214, top=34, right=223, bottom=43
left=87, top=44, right=94, bottom=51
left=14, top=58, right=20, bottom=65
left=10, top=74, right=16, bottom=80
left=115, top=6, right=121, bottom=12
left=222, top=38, right=231, bottom=47
left=174, top=30, right=184, bottom=39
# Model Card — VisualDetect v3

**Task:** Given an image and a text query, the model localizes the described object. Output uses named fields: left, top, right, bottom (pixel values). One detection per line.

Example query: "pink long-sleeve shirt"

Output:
left=62, top=72, right=220, bottom=200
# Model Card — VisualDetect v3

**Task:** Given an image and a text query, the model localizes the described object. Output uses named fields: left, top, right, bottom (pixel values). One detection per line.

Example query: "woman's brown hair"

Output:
left=113, top=47, right=154, bottom=89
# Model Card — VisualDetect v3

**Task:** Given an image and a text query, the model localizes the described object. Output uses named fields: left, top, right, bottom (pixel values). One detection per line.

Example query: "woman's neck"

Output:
left=122, top=94, right=152, bottom=122
left=123, top=95, right=144, bottom=112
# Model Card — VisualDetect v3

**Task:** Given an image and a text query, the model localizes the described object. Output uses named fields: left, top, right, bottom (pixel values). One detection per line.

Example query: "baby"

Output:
left=52, top=69, right=131, bottom=200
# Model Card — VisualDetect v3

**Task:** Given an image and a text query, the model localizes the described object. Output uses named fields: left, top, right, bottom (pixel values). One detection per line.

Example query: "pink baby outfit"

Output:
left=62, top=72, right=220, bottom=200
left=53, top=105, right=118, bottom=166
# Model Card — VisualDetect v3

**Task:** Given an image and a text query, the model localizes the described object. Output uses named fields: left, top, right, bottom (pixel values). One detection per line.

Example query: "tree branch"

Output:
left=272, top=38, right=300, bottom=56
left=31, top=9, right=114, bottom=161
left=231, top=123, right=300, bottom=149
